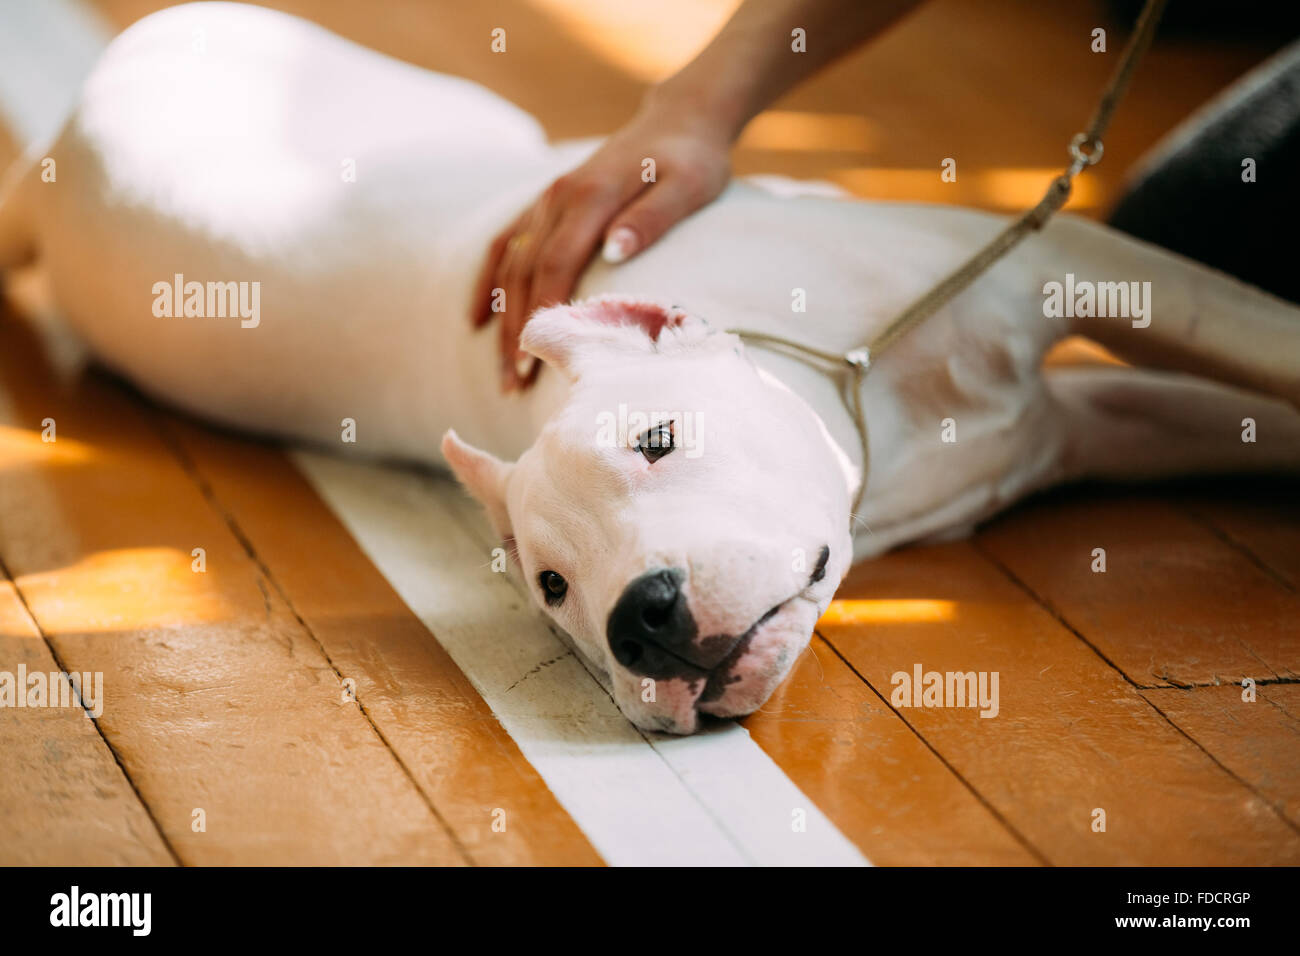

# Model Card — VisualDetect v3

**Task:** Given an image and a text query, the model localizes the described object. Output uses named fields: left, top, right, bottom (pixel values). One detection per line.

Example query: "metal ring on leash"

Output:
left=1068, top=133, right=1105, bottom=176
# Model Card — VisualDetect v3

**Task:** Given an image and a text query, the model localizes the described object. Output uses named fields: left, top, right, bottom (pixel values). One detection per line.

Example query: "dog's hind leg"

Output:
left=1046, top=364, right=1300, bottom=483
left=1036, top=216, right=1300, bottom=409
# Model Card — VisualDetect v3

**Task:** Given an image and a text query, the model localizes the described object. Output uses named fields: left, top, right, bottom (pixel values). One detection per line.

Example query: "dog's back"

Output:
left=0, top=2, right=567, bottom=457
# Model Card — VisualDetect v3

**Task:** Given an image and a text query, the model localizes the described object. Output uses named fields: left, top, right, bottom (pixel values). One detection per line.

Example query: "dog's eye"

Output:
left=634, top=422, right=675, bottom=464
left=539, top=570, right=568, bottom=606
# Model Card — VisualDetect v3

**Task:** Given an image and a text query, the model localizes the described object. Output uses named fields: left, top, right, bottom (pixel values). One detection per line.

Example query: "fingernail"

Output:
left=515, top=352, right=536, bottom=381
left=602, top=227, right=637, bottom=264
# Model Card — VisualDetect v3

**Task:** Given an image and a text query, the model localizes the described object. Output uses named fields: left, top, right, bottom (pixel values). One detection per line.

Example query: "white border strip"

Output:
left=0, top=0, right=869, bottom=868
left=296, top=452, right=870, bottom=867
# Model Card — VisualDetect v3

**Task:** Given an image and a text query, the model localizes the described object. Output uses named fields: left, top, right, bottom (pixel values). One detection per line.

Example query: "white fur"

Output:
left=4, top=2, right=1299, bottom=732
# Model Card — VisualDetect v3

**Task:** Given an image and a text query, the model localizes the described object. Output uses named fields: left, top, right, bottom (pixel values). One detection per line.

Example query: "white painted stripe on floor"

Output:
left=2, top=0, right=870, bottom=868
left=296, top=451, right=870, bottom=867
left=0, top=0, right=113, bottom=150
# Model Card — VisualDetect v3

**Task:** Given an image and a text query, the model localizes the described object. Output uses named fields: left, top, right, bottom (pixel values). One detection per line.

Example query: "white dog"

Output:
left=2, top=3, right=1297, bottom=733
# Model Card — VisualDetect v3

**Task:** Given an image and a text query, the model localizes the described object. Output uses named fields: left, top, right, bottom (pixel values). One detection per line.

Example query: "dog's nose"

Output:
left=607, top=568, right=702, bottom=677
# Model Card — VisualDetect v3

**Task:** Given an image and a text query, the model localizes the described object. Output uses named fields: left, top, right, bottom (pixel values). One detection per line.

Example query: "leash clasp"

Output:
left=844, top=347, right=871, bottom=371
left=1067, top=132, right=1104, bottom=176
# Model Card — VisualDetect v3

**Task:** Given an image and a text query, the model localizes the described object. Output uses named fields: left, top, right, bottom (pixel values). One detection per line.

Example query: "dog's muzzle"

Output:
left=606, top=568, right=745, bottom=681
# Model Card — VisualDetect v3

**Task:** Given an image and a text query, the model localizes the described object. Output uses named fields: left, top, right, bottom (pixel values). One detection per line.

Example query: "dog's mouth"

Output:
left=692, top=551, right=831, bottom=714
left=607, top=548, right=833, bottom=732
left=695, top=598, right=792, bottom=710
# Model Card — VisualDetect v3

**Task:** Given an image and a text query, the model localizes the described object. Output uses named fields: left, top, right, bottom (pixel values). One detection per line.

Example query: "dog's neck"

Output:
left=737, top=341, right=866, bottom=519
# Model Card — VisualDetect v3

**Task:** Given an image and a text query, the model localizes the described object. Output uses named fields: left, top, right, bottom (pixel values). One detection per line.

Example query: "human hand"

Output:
left=471, top=99, right=732, bottom=391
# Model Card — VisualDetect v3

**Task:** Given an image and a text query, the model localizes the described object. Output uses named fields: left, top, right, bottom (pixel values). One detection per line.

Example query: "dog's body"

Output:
left=3, top=2, right=1298, bottom=732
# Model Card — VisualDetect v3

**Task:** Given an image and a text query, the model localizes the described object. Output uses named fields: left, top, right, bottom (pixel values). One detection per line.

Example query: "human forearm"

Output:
left=473, top=0, right=926, bottom=390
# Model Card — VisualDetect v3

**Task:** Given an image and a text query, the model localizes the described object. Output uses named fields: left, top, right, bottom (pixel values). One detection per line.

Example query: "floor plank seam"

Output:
left=428, top=472, right=616, bottom=690
left=1258, top=690, right=1300, bottom=727
left=427, top=469, right=769, bottom=864
left=973, top=539, right=1149, bottom=692
left=975, top=536, right=1296, bottom=690
left=1234, top=636, right=1290, bottom=684
left=0, top=0, right=1289, bottom=869
left=1138, top=691, right=1300, bottom=835
left=812, top=629, right=1051, bottom=865
left=0, top=553, right=184, bottom=866
left=148, top=414, right=478, bottom=866
left=973, top=541, right=1300, bottom=838
left=1134, top=675, right=1300, bottom=691
left=427, top=475, right=632, bottom=706
left=297, top=454, right=872, bottom=864
left=1180, top=501, right=1297, bottom=595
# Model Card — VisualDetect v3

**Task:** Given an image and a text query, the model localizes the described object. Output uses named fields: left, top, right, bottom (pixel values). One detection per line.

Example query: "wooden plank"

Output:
left=0, top=312, right=468, bottom=865
left=0, top=573, right=175, bottom=865
left=1178, top=478, right=1300, bottom=591
left=742, top=633, right=1040, bottom=865
left=819, top=540, right=1300, bottom=865
left=13, top=0, right=1291, bottom=869
left=162, top=415, right=603, bottom=865
left=297, top=450, right=871, bottom=866
left=1142, top=683, right=1300, bottom=828
left=977, top=491, right=1300, bottom=687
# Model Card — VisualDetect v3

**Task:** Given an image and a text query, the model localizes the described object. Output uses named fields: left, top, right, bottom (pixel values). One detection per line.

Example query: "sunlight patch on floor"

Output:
left=14, top=548, right=230, bottom=633
left=819, top=598, right=958, bottom=626
left=0, top=424, right=97, bottom=469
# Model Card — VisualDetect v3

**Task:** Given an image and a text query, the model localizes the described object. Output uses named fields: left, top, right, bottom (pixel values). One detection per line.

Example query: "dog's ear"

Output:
left=520, top=295, right=709, bottom=380
left=441, top=429, right=513, bottom=537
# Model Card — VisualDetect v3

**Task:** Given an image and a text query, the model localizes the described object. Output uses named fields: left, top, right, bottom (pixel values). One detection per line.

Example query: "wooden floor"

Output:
left=1, top=0, right=1297, bottom=865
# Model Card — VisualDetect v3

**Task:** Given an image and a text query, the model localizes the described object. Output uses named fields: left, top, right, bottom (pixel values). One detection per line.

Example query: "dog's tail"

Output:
left=0, top=0, right=111, bottom=271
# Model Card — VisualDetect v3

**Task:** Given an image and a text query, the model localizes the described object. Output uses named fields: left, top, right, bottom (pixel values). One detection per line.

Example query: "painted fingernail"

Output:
left=515, top=352, right=537, bottom=382
left=602, top=227, right=638, bottom=264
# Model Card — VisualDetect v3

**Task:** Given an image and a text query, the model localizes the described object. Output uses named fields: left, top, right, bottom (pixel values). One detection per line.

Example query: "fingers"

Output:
left=473, top=137, right=728, bottom=392
left=505, top=207, right=610, bottom=392
left=470, top=224, right=516, bottom=329
left=497, top=195, right=557, bottom=391
left=524, top=197, right=621, bottom=321
left=491, top=175, right=641, bottom=391
left=602, top=173, right=720, bottom=266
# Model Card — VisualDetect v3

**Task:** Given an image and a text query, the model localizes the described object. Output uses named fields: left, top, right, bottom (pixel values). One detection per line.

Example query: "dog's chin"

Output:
left=693, top=598, right=816, bottom=721
left=611, top=600, right=818, bottom=735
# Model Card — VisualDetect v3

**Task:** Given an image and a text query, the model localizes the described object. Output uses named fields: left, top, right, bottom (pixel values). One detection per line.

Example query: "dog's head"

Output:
left=443, top=296, right=853, bottom=734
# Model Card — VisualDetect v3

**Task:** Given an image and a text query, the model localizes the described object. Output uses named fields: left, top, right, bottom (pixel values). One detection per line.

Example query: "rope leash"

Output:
left=728, top=0, right=1167, bottom=534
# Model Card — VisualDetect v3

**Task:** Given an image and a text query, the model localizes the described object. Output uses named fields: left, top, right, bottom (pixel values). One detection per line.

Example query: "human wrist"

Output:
left=640, top=66, right=754, bottom=146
